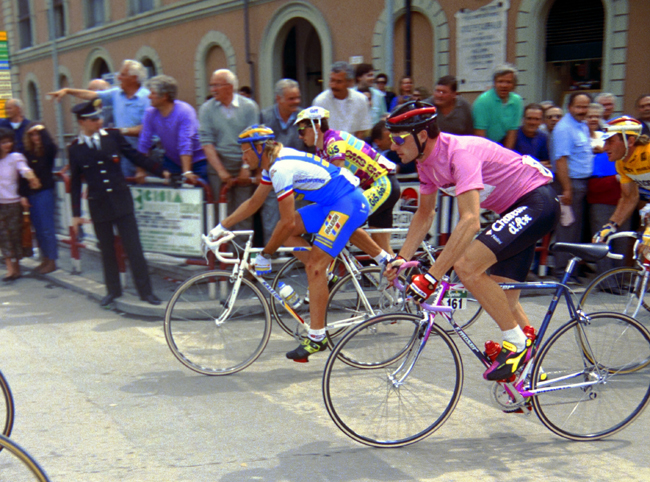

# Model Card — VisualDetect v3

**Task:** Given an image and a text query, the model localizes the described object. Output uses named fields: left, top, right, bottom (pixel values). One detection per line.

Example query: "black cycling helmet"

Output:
left=386, top=101, right=437, bottom=158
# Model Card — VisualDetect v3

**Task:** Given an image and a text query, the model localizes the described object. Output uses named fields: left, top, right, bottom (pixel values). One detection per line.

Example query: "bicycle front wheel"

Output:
left=579, top=267, right=650, bottom=324
left=0, top=370, right=14, bottom=441
left=323, top=313, right=464, bottom=447
left=0, top=434, right=51, bottom=481
left=531, top=312, right=650, bottom=440
left=164, top=270, right=272, bottom=376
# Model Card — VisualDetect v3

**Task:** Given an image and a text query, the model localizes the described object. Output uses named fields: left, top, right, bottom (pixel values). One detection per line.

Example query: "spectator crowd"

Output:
left=2, top=57, right=650, bottom=300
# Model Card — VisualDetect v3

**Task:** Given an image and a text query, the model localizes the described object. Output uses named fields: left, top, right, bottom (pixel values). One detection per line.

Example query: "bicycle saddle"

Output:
left=550, top=242, right=609, bottom=262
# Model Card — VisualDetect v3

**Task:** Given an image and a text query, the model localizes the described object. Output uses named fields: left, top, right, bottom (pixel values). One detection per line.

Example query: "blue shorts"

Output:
left=299, top=188, right=370, bottom=257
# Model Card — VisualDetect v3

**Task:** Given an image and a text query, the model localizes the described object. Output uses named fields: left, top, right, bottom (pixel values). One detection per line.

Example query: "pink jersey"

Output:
left=417, top=133, right=553, bottom=214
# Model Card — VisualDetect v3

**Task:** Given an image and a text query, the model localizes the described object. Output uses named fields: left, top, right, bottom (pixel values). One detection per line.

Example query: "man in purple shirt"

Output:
left=138, top=75, right=208, bottom=182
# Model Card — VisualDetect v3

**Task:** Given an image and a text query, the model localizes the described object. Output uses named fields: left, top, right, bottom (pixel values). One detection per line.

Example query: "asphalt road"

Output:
left=1, top=275, right=650, bottom=481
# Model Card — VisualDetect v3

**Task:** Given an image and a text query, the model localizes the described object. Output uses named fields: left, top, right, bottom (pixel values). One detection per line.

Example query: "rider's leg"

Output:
left=370, top=230, right=394, bottom=256
left=282, top=212, right=311, bottom=264
left=349, top=228, right=390, bottom=263
left=304, top=246, right=334, bottom=332
left=489, top=274, right=531, bottom=329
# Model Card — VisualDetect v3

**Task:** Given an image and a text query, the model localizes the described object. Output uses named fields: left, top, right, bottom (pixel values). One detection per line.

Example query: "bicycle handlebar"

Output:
left=605, top=231, right=640, bottom=260
left=201, top=231, right=254, bottom=264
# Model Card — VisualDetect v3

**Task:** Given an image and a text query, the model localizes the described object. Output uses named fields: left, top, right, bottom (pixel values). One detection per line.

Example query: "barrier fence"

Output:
left=47, top=174, right=551, bottom=286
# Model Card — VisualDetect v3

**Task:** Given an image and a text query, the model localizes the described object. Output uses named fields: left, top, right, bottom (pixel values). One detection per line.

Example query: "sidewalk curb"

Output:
left=23, top=258, right=166, bottom=318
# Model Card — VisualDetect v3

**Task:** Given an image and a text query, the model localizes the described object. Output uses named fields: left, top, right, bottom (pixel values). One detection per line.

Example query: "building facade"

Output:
left=1, top=0, right=649, bottom=142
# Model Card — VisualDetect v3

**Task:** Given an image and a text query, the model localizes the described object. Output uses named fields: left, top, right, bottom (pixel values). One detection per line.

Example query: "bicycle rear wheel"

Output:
left=0, top=434, right=50, bottom=481
left=0, top=370, right=14, bottom=441
left=326, top=266, right=410, bottom=339
left=323, top=313, right=464, bottom=447
left=579, top=267, right=650, bottom=324
left=270, top=258, right=311, bottom=338
left=164, top=270, right=272, bottom=376
left=531, top=312, right=650, bottom=440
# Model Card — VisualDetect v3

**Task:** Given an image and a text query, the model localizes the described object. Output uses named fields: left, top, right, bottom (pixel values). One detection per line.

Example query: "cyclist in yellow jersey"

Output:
left=295, top=107, right=400, bottom=253
left=593, top=116, right=650, bottom=258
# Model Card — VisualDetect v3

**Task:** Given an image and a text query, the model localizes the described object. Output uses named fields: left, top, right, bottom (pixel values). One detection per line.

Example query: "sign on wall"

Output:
left=0, top=31, right=11, bottom=118
left=131, top=186, right=204, bottom=257
left=455, top=0, right=510, bottom=93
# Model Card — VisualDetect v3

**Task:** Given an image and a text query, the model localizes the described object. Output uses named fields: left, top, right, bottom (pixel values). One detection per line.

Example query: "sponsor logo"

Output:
left=318, top=211, right=350, bottom=241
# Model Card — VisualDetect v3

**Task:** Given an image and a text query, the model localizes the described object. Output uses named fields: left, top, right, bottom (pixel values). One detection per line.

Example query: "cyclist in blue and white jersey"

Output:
left=208, top=125, right=390, bottom=361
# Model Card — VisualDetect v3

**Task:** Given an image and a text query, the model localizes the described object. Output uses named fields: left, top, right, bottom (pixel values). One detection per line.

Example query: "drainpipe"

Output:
left=47, top=0, right=66, bottom=167
left=386, top=0, right=394, bottom=91
left=244, top=0, right=256, bottom=102
left=405, top=0, right=412, bottom=77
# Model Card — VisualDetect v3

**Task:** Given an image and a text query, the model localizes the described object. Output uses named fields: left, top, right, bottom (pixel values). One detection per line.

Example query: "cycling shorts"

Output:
left=477, top=183, right=559, bottom=282
left=367, top=174, right=400, bottom=228
left=298, top=187, right=370, bottom=257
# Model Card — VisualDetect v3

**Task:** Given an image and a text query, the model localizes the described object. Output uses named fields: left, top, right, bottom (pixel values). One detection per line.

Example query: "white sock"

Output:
left=308, top=328, right=327, bottom=342
left=373, top=250, right=390, bottom=265
left=502, top=326, right=527, bottom=352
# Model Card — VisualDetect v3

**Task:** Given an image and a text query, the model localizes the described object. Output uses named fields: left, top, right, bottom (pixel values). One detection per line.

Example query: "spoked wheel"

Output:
left=164, top=270, right=272, bottom=375
left=0, top=434, right=51, bottom=481
left=531, top=312, right=650, bottom=440
left=579, top=267, right=650, bottom=325
left=0, top=370, right=14, bottom=442
left=325, top=266, right=411, bottom=340
left=270, top=258, right=312, bottom=338
left=323, top=313, right=464, bottom=447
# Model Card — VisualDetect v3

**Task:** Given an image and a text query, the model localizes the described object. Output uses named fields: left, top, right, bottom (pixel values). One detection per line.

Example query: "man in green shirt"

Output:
left=472, top=64, right=523, bottom=149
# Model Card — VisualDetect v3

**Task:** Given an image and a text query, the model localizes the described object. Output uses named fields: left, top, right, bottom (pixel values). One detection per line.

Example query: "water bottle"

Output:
left=523, top=325, right=537, bottom=341
left=278, top=282, right=302, bottom=309
left=484, top=340, right=501, bottom=362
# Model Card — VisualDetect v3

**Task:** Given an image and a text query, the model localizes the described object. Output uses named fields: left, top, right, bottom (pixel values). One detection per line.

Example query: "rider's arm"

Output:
left=262, top=194, right=296, bottom=256
left=397, top=191, right=438, bottom=260
left=609, top=182, right=640, bottom=227
left=221, top=183, right=273, bottom=229
left=429, top=189, right=482, bottom=281
left=473, top=129, right=487, bottom=138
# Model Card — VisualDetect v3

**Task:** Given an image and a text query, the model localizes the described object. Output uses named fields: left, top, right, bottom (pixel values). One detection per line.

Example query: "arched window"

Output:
left=91, top=58, right=111, bottom=81
left=26, top=81, right=40, bottom=120
left=545, top=0, right=604, bottom=103
left=141, top=58, right=156, bottom=78
left=281, top=20, right=322, bottom=106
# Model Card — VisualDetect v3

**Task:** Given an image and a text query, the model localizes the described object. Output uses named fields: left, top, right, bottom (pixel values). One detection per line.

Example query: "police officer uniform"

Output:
left=68, top=99, right=165, bottom=306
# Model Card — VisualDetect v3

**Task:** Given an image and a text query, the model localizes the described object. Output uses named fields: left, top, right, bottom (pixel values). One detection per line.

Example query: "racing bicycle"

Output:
left=322, top=242, right=650, bottom=447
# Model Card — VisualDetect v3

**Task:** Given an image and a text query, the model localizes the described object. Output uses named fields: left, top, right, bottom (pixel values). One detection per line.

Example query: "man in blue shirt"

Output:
left=551, top=92, right=594, bottom=276
left=513, top=103, right=550, bottom=167
left=49, top=60, right=151, bottom=178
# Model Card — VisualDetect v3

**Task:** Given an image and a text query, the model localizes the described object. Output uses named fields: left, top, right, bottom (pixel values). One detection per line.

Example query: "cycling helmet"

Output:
left=602, top=116, right=643, bottom=141
left=386, top=101, right=438, bottom=158
left=238, top=124, right=275, bottom=162
left=294, top=106, right=330, bottom=125
left=294, top=107, right=330, bottom=146
left=602, top=116, right=643, bottom=161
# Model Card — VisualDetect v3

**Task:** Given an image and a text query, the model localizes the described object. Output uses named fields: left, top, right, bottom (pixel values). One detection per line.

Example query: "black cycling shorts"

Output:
left=367, top=174, right=401, bottom=229
left=476, top=183, right=560, bottom=282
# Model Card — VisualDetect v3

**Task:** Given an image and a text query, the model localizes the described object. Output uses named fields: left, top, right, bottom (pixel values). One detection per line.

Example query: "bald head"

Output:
left=87, top=79, right=111, bottom=92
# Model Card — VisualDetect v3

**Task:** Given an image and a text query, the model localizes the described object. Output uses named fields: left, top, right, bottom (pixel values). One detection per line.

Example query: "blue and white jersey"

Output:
left=260, top=147, right=359, bottom=205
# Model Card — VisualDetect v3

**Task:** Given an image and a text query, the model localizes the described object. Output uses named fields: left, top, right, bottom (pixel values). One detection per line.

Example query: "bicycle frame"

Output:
left=202, top=231, right=393, bottom=335
left=395, top=255, right=596, bottom=399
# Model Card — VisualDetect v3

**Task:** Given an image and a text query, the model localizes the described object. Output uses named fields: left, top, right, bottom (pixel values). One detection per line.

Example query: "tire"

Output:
left=0, top=434, right=51, bottom=481
left=164, top=270, right=272, bottom=376
left=531, top=312, right=650, bottom=440
left=322, top=313, right=464, bottom=447
left=269, top=257, right=312, bottom=338
left=325, top=266, right=410, bottom=340
left=0, top=370, right=14, bottom=442
left=579, top=267, right=650, bottom=325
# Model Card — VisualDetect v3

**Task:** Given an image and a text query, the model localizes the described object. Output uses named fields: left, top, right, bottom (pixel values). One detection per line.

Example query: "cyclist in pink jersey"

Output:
left=383, top=101, right=559, bottom=381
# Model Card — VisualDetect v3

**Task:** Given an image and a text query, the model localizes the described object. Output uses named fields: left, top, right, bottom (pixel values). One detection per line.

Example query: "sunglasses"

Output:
left=297, top=126, right=308, bottom=136
left=390, top=132, right=411, bottom=146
